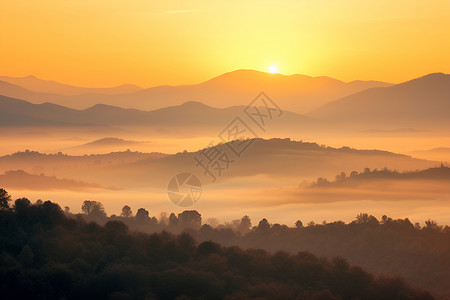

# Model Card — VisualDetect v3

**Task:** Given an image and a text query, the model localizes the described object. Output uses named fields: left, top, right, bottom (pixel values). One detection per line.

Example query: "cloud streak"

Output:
left=164, top=9, right=203, bottom=15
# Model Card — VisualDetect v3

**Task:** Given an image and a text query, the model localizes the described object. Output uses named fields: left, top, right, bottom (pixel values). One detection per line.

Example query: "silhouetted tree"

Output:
left=121, top=205, right=133, bottom=218
left=135, top=208, right=150, bottom=223
left=169, top=213, right=179, bottom=227
left=238, top=215, right=252, bottom=235
left=425, top=219, right=440, bottom=231
left=14, top=197, right=31, bottom=215
left=178, top=210, right=202, bottom=229
left=257, top=218, right=270, bottom=232
left=354, top=213, right=379, bottom=225
left=295, top=220, right=303, bottom=228
left=81, top=200, right=106, bottom=218
left=0, top=188, right=11, bottom=208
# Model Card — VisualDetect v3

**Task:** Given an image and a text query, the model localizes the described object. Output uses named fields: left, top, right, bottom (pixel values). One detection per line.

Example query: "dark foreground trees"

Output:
left=0, top=198, right=434, bottom=300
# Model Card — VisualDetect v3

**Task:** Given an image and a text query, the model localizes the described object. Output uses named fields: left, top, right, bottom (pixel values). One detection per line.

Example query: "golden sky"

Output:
left=1, top=0, right=449, bottom=87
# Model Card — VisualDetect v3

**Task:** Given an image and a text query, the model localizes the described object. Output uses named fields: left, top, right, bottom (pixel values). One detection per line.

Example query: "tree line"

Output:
left=0, top=190, right=450, bottom=299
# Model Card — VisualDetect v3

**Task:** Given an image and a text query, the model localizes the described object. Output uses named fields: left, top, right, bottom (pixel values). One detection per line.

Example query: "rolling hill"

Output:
left=0, top=169, right=114, bottom=191
left=1, top=139, right=434, bottom=189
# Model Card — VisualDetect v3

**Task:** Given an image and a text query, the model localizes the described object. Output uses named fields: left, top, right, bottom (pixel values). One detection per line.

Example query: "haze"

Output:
left=1, top=1, right=450, bottom=298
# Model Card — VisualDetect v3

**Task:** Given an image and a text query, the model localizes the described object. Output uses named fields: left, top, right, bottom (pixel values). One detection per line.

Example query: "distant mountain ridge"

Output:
left=0, top=169, right=115, bottom=191
left=0, top=70, right=392, bottom=112
left=309, top=73, right=450, bottom=128
left=0, top=95, right=314, bottom=132
left=2, top=72, right=449, bottom=130
left=0, top=75, right=142, bottom=95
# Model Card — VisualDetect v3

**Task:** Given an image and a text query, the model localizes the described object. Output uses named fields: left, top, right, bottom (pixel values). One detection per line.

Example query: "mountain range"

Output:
left=0, top=95, right=314, bottom=133
left=1, top=71, right=449, bottom=132
left=0, top=75, right=142, bottom=95
left=0, top=70, right=391, bottom=113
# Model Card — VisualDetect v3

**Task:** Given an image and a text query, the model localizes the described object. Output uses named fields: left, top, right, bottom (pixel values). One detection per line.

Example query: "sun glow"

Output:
left=269, top=65, right=279, bottom=74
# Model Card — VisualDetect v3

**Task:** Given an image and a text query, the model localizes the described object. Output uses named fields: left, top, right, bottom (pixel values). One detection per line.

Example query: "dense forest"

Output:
left=51, top=194, right=450, bottom=297
left=0, top=189, right=438, bottom=299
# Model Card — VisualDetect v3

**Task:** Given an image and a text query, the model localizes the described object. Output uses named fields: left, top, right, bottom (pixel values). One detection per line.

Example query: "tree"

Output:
left=169, top=213, right=178, bottom=227
left=14, top=198, right=31, bottom=215
left=81, top=200, right=106, bottom=218
left=307, top=221, right=316, bottom=227
left=121, top=205, right=133, bottom=218
left=178, top=210, right=202, bottom=229
left=257, top=218, right=270, bottom=232
left=355, top=213, right=379, bottom=225
left=135, top=208, right=150, bottom=223
left=295, top=220, right=303, bottom=228
left=0, top=188, right=11, bottom=209
left=425, top=219, right=440, bottom=231
left=238, top=215, right=252, bottom=235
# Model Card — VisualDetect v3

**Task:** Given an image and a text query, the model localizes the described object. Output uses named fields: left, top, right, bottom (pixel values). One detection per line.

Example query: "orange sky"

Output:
left=1, top=0, right=449, bottom=87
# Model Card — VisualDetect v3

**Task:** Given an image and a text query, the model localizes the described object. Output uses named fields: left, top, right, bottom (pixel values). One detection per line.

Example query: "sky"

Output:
left=1, top=0, right=449, bottom=87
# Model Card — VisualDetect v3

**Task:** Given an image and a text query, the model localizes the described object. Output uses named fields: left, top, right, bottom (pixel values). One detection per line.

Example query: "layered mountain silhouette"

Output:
left=1, top=72, right=449, bottom=132
left=0, top=75, right=142, bottom=95
left=0, top=70, right=391, bottom=112
left=0, top=95, right=314, bottom=132
left=309, top=73, right=450, bottom=128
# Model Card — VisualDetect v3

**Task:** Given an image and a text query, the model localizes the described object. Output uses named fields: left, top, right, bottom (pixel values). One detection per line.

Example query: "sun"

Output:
left=268, top=65, right=279, bottom=74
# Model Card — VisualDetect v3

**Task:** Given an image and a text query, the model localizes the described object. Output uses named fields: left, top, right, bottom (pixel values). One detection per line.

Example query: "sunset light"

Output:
left=1, top=0, right=449, bottom=298
left=269, top=65, right=279, bottom=74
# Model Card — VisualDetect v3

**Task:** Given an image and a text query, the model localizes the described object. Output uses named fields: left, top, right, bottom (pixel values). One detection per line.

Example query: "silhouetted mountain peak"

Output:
left=84, top=137, right=132, bottom=146
left=179, top=101, right=212, bottom=108
left=309, top=72, right=450, bottom=125
left=205, top=69, right=310, bottom=84
left=84, top=103, right=127, bottom=112
left=397, top=72, right=450, bottom=88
